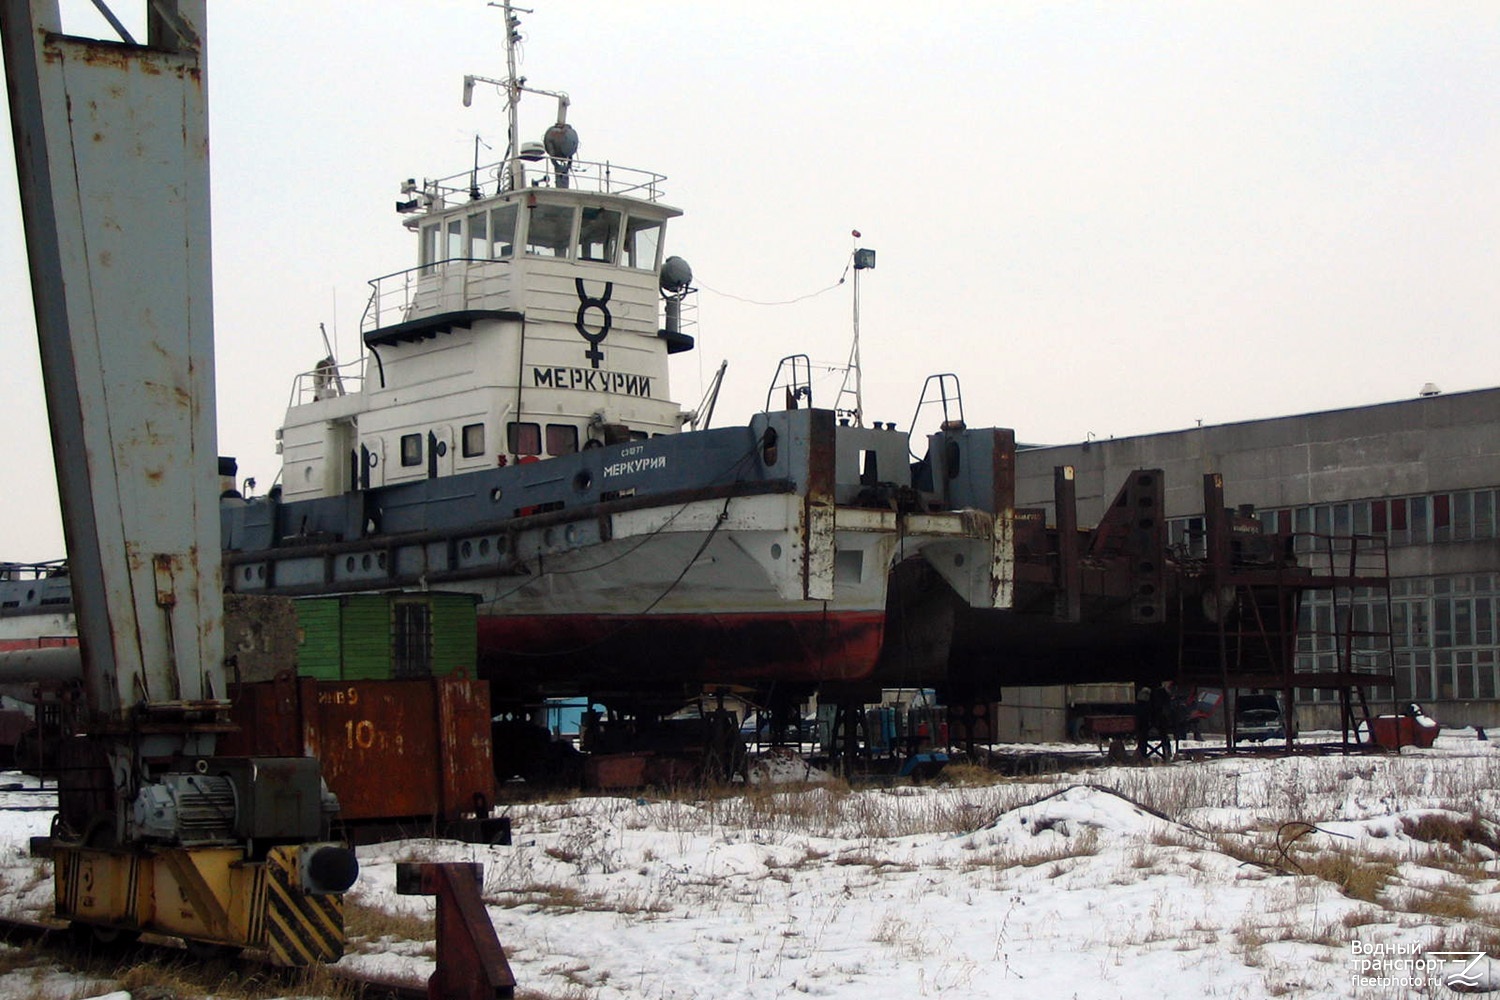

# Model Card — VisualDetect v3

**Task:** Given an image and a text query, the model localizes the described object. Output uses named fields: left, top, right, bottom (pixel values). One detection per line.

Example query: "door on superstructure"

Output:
left=427, top=426, right=454, bottom=480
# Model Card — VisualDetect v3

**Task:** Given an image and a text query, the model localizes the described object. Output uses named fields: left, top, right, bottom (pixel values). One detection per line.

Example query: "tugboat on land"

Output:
left=218, top=3, right=1015, bottom=722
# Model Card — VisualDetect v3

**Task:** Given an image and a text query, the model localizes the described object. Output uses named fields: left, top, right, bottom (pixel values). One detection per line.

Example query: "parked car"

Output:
left=1235, top=693, right=1291, bottom=742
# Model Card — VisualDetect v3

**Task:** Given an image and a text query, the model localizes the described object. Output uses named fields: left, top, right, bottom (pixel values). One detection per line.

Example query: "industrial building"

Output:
left=1009, top=386, right=1500, bottom=734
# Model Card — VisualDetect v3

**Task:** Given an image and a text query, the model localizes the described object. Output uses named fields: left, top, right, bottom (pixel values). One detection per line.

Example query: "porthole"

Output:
left=770, top=543, right=782, bottom=560
left=479, top=538, right=491, bottom=556
left=345, top=556, right=356, bottom=572
left=461, top=540, right=473, bottom=558
left=490, top=488, right=503, bottom=503
left=573, top=470, right=593, bottom=492
left=361, top=554, right=372, bottom=570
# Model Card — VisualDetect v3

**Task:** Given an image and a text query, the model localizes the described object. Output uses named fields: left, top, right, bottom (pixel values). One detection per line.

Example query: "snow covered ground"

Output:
left=0, top=734, right=1497, bottom=999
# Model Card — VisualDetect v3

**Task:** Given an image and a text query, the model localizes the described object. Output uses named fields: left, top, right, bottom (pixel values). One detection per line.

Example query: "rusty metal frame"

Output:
left=1189, top=473, right=1396, bottom=751
left=396, top=862, right=515, bottom=999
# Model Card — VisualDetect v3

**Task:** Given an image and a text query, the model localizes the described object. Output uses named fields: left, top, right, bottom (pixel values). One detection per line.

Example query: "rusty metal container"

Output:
left=1370, top=714, right=1439, bottom=749
left=223, top=674, right=495, bottom=825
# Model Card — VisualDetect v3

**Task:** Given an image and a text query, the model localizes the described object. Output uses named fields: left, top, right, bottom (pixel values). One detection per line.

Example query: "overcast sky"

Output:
left=1, top=1, right=1497, bottom=562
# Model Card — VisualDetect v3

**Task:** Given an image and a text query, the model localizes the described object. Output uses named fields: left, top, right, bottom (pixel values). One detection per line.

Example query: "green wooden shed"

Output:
left=293, top=592, right=479, bottom=681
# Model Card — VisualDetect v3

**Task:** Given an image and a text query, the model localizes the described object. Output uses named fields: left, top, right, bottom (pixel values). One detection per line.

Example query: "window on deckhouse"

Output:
left=577, top=208, right=621, bottom=263
left=624, top=217, right=662, bottom=270
left=525, top=204, right=575, bottom=257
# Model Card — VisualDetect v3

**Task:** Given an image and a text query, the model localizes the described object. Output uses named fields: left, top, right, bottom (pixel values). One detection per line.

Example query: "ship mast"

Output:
left=503, top=0, right=522, bottom=181
left=837, top=233, right=877, bottom=427
left=463, top=1, right=574, bottom=192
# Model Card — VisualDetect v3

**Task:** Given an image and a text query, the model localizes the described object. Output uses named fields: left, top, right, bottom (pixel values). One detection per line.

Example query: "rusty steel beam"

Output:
left=396, top=862, right=515, bottom=1000
left=1053, top=466, right=1081, bottom=622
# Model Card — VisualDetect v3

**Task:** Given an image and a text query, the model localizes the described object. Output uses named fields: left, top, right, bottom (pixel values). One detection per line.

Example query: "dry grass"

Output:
left=934, top=762, right=1005, bottom=786
left=1428, top=923, right=1500, bottom=959
left=1290, top=849, right=1397, bottom=902
left=343, top=894, right=435, bottom=947
left=1401, top=811, right=1499, bottom=854
left=60, top=948, right=362, bottom=1000
left=516, top=987, right=601, bottom=1000
left=961, top=826, right=1102, bottom=872
left=1397, top=884, right=1478, bottom=921
left=486, top=880, right=670, bottom=916
left=0, top=942, right=46, bottom=976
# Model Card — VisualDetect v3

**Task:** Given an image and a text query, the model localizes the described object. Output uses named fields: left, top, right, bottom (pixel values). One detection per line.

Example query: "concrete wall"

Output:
left=1298, top=700, right=1499, bottom=732
left=1013, top=387, right=1500, bottom=521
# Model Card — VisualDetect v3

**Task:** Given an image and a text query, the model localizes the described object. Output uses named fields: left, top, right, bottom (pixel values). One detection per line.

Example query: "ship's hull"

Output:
left=477, top=608, right=887, bottom=691
left=221, top=411, right=1005, bottom=704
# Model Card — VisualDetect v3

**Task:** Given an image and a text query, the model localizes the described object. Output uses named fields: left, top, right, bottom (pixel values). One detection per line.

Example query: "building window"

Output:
left=1433, top=493, right=1452, bottom=543
left=1452, top=491, right=1472, bottom=540
left=400, top=433, right=423, bottom=467
left=393, top=601, right=432, bottom=679
left=1409, top=496, right=1429, bottom=545
left=462, top=423, right=485, bottom=458
left=1389, top=499, right=1409, bottom=546
left=1476, top=491, right=1495, bottom=538
left=1351, top=501, right=1371, bottom=537
left=507, top=422, right=541, bottom=456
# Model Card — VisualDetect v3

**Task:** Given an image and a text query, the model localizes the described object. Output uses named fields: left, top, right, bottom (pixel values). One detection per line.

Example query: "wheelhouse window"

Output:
left=525, top=204, right=575, bottom=257
left=445, top=217, right=464, bottom=261
left=400, top=433, right=423, bottom=467
left=507, top=422, right=541, bottom=456
left=467, top=211, right=488, bottom=259
left=545, top=424, right=579, bottom=456
left=624, top=217, right=662, bottom=270
left=420, top=223, right=438, bottom=272
left=462, top=422, right=485, bottom=458
left=577, top=207, right=621, bottom=263
left=490, top=204, right=518, bottom=258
